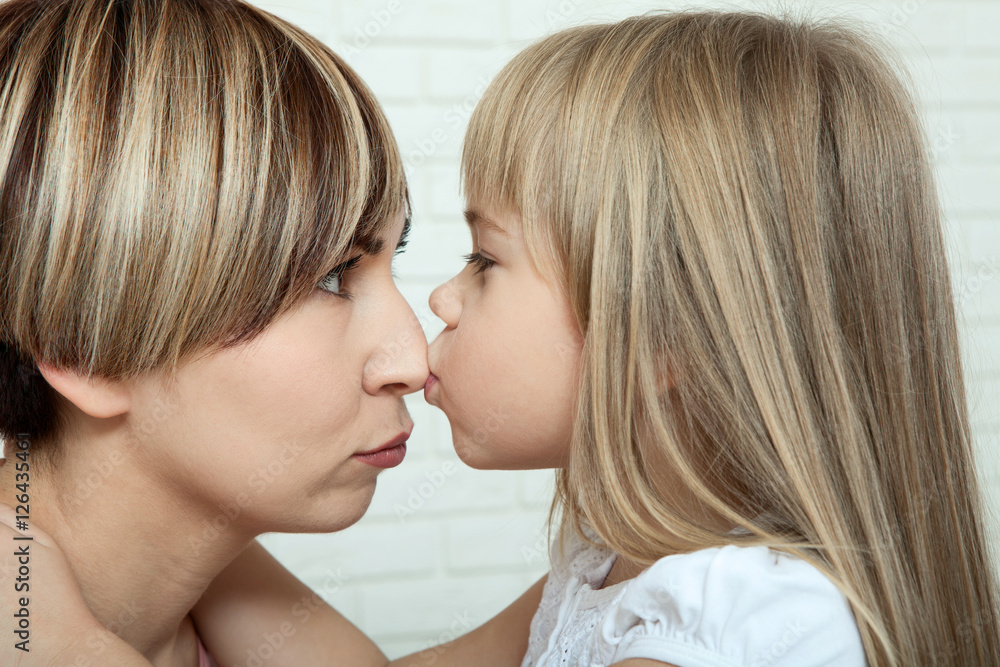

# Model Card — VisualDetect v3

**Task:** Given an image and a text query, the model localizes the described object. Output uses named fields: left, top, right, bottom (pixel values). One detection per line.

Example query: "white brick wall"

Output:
left=0, top=0, right=987, bottom=660
left=243, top=0, right=1000, bottom=657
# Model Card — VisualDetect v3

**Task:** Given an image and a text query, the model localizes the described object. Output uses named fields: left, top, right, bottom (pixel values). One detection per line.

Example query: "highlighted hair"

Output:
left=0, top=0, right=406, bottom=448
left=463, top=11, right=999, bottom=666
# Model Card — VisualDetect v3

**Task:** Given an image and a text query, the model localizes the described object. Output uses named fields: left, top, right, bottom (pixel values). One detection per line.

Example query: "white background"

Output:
left=4, top=0, right=998, bottom=661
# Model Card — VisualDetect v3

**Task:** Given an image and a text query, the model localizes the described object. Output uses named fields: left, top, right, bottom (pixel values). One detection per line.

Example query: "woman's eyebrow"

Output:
left=463, top=209, right=507, bottom=235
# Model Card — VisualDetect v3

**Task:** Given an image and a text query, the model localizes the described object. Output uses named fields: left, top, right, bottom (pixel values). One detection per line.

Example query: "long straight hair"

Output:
left=0, top=0, right=407, bottom=454
left=463, top=11, right=1000, bottom=666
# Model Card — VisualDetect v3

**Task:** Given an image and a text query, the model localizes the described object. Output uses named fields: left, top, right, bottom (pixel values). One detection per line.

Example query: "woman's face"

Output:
left=425, top=203, right=583, bottom=470
left=126, top=212, right=427, bottom=535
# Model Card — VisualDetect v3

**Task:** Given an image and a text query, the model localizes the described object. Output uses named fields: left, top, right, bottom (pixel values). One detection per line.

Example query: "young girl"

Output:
left=4, top=9, right=999, bottom=667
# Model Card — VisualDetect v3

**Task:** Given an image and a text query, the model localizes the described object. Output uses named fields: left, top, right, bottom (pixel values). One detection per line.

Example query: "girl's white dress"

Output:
left=522, top=528, right=867, bottom=666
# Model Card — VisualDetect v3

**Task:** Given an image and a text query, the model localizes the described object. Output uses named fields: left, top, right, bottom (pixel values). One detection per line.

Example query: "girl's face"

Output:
left=426, top=203, right=583, bottom=470
left=125, top=212, right=427, bottom=535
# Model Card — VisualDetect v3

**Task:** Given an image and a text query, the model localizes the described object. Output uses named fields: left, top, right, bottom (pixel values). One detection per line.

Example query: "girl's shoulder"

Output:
left=525, top=526, right=617, bottom=663
left=605, top=544, right=868, bottom=666
left=550, top=523, right=616, bottom=583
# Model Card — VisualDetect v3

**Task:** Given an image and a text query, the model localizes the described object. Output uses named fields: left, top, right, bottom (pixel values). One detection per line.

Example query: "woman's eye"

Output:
left=319, top=255, right=362, bottom=298
left=463, top=251, right=495, bottom=275
left=318, top=272, right=343, bottom=294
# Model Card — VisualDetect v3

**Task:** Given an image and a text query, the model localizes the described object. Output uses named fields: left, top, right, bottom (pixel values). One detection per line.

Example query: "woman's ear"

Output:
left=36, top=363, right=131, bottom=419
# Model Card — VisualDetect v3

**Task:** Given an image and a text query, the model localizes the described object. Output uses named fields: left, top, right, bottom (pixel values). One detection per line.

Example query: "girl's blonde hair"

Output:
left=463, top=11, right=999, bottom=666
left=0, top=0, right=406, bottom=454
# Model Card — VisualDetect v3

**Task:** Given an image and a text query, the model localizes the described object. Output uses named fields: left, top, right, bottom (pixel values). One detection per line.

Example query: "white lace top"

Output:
left=522, top=529, right=867, bottom=666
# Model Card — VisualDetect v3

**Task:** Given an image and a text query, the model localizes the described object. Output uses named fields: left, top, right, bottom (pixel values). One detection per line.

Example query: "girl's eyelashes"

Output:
left=463, top=251, right=496, bottom=275
left=318, top=254, right=362, bottom=299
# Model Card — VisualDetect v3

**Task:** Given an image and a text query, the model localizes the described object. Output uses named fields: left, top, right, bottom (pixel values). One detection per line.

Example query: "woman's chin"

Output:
left=260, top=491, right=376, bottom=535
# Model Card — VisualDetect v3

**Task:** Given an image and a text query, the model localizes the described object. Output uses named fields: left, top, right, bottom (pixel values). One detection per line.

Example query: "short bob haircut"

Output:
left=0, top=0, right=407, bottom=453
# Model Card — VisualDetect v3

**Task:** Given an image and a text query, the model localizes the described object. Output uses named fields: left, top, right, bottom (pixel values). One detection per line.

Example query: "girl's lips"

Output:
left=423, top=372, right=439, bottom=403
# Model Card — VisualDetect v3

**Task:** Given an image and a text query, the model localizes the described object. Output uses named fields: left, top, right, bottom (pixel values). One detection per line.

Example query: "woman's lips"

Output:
left=353, top=444, right=406, bottom=468
left=353, top=432, right=408, bottom=469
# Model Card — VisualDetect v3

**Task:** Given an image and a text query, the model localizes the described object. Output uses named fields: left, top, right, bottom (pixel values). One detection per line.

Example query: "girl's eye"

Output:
left=463, top=251, right=495, bottom=275
left=318, top=255, right=362, bottom=299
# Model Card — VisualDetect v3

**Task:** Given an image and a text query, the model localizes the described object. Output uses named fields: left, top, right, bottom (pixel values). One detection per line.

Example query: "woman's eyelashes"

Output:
left=319, top=255, right=362, bottom=299
left=463, top=251, right=495, bottom=275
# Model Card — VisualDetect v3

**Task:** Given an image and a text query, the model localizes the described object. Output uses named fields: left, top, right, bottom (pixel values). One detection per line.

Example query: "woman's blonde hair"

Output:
left=463, top=11, right=999, bottom=666
left=0, top=0, right=406, bottom=454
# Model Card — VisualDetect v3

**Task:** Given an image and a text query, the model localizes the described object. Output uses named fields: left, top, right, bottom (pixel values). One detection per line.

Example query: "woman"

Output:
left=0, top=0, right=425, bottom=664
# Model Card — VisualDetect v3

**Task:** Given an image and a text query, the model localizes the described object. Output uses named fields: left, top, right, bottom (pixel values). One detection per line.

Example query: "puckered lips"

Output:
left=353, top=430, right=410, bottom=469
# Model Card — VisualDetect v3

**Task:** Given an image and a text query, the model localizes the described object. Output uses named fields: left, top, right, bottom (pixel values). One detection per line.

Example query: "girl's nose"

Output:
left=428, top=276, right=462, bottom=329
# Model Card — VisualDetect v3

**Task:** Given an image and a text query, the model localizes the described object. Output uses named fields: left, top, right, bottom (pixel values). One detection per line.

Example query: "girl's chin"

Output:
left=451, top=435, right=551, bottom=471
left=451, top=435, right=500, bottom=470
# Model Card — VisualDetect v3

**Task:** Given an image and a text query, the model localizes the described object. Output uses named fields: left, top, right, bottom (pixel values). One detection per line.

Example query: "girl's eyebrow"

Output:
left=464, top=209, right=507, bottom=236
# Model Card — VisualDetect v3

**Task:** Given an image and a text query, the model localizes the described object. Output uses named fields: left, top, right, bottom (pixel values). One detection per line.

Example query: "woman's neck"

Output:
left=0, top=438, right=254, bottom=667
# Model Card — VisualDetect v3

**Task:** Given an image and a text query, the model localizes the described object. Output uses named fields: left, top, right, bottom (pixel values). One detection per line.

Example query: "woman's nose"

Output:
left=428, top=276, right=462, bottom=329
left=363, top=292, right=429, bottom=397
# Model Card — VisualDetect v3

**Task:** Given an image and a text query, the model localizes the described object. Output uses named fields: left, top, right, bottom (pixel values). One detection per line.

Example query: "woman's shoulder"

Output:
left=602, top=545, right=868, bottom=666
